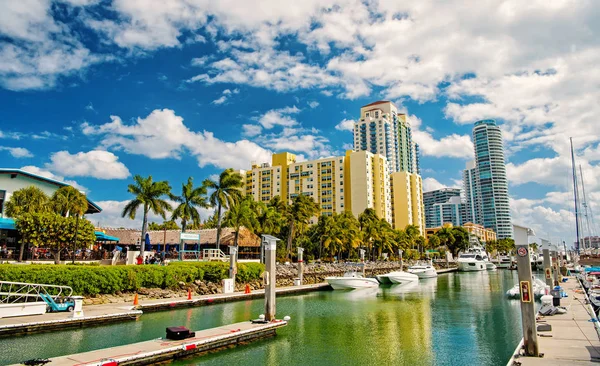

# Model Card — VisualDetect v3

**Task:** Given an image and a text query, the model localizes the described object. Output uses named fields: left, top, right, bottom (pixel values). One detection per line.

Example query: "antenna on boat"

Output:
left=570, top=137, right=581, bottom=255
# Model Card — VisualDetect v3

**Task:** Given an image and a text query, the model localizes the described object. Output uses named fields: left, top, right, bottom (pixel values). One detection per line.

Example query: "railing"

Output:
left=202, top=249, right=230, bottom=262
left=0, top=281, right=73, bottom=304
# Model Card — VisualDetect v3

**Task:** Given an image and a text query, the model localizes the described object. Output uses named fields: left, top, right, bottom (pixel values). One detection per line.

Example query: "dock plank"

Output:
left=43, top=320, right=287, bottom=366
left=510, top=276, right=600, bottom=365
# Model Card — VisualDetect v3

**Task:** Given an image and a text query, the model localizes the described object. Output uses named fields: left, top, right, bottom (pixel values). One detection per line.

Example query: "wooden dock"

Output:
left=508, top=276, right=600, bottom=365
left=0, top=304, right=142, bottom=337
left=39, top=320, right=287, bottom=366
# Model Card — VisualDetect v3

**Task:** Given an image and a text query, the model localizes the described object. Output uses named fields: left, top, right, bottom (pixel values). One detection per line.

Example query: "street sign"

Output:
left=517, top=247, right=528, bottom=257
left=180, top=233, right=200, bottom=241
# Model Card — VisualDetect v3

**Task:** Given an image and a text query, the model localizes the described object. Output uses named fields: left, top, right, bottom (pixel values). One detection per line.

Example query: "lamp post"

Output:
left=72, top=213, right=80, bottom=264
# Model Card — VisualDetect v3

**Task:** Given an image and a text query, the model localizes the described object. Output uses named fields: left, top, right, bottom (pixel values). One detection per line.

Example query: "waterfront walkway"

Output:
left=510, top=276, right=600, bottom=365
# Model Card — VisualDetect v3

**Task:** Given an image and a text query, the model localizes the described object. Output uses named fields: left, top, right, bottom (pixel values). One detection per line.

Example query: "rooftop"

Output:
left=0, top=168, right=102, bottom=214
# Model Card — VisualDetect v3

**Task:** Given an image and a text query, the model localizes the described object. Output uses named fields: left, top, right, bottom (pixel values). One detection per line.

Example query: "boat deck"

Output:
left=508, top=276, right=600, bottom=365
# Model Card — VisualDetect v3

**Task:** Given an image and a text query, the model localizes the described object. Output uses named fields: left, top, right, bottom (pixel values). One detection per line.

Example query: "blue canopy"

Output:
left=94, top=231, right=120, bottom=242
left=145, top=233, right=151, bottom=251
left=0, top=218, right=16, bottom=230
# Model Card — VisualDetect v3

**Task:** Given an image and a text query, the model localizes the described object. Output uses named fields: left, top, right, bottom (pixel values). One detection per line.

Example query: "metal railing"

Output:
left=0, top=281, right=73, bottom=304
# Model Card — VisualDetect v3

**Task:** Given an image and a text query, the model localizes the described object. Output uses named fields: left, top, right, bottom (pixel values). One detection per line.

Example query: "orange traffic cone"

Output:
left=245, top=284, right=251, bottom=294
left=133, top=293, right=139, bottom=306
left=187, top=288, right=192, bottom=300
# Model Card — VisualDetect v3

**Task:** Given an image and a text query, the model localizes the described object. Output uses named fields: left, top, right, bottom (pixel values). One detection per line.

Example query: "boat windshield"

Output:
left=460, top=254, right=476, bottom=258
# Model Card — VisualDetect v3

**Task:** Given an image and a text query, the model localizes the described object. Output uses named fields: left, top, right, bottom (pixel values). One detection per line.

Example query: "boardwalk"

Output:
left=509, top=276, right=600, bottom=365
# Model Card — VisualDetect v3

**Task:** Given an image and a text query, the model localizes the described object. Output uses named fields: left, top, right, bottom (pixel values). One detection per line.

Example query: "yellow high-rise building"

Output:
left=238, top=151, right=391, bottom=223
left=391, top=171, right=426, bottom=235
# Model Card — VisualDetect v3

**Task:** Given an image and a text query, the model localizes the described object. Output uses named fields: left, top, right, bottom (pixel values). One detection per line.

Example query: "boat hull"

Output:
left=486, top=262, right=497, bottom=270
left=326, top=277, right=379, bottom=290
left=385, top=272, right=419, bottom=284
left=409, top=270, right=438, bottom=278
left=458, top=261, right=486, bottom=272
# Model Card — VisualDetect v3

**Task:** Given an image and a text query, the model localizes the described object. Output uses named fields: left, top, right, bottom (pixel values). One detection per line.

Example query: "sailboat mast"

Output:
left=570, top=137, right=581, bottom=255
left=580, top=165, right=594, bottom=251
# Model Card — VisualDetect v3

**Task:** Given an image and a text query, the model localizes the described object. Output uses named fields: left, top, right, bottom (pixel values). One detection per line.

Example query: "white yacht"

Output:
left=457, top=246, right=488, bottom=271
left=408, top=262, right=438, bottom=278
left=497, top=255, right=512, bottom=269
left=326, top=272, right=379, bottom=290
left=376, top=271, right=419, bottom=284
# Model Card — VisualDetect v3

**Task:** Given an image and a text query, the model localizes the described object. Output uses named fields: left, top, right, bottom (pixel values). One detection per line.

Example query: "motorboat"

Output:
left=376, top=271, right=419, bottom=284
left=326, top=271, right=379, bottom=290
left=486, top=262, right=497, bottom=270
left=496, top=255, right=512, bottom=269
left=506, top=277, right=548, bottom=299
left=457, top=246, right=488, bottom=272
left=408, top=262, right=438, bottom=278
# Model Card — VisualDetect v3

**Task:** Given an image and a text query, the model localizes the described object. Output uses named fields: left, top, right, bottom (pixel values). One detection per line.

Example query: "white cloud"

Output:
left=20, top=165, right=87, bottom=192
left=422, top=177, right=448, bottom=192
left=211, top=88, right=239, bottom=104
left=242, top=124, right=262, bottom=137
left=255, top=106, right=300, bottom=129
left=85, top=102, right=94, bottom=111
left=81, top=108, right=272, bottom=170
left=335, top=119, right=354, bottom=132
left=308, top=101, right=319, bottom=109
left=93, top=199, right=215, bottom=229
left=46, top=150, right=131, bottom=179
left=0, top=146, right=33, bottom=158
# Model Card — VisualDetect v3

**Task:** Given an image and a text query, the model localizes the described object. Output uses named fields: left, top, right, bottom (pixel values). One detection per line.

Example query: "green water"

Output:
left=2, top=271, right=522, bottom=366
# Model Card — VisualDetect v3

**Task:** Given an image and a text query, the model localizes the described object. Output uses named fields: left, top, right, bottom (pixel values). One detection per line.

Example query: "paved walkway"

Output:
left=510, top=276, right=600, bottom=365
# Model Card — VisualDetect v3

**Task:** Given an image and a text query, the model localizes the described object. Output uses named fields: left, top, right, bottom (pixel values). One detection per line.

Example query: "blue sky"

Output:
left=0, top=0, right=598, bottom=244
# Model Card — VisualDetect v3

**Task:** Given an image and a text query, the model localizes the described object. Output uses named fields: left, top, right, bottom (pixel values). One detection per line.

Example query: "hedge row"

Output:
left=0, top=262, right=264, bottom=296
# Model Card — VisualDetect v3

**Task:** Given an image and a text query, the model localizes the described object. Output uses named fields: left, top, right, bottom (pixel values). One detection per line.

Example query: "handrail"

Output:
left=577, top=276, right=600, bottom=341
left=0, top=281, right=73, bottom=304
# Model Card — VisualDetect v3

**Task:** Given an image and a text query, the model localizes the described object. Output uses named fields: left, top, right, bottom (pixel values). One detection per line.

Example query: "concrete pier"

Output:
left=40, top=320, right=287, bottom=366
left=507, top=276, right=600, bottom=365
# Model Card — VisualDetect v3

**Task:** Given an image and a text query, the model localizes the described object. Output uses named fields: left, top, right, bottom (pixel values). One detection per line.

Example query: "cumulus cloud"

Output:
left=335, top=119, right=354, bottom=132
left=0, top=146, right=33, bottom=158
left=422, top=177, right=448, bottom=192
left=81, top=108, right=271, bottom=170
left=211, top=88, right=239, bottom=105
left=242, top=124, right=262, bottom=137
left=255, top=106, right=300, bottom=129
left=46, top=150, right=131, bottom=179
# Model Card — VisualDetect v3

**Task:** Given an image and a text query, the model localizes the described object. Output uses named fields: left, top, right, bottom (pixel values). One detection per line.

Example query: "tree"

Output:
left=5, top=186, right=50, bottom=219
left=428, top=235, right=441, bottom=249
left=51, top=186, right=88, bottom=217
left=448, top=226, right=470, bottom=257
left=203, top=169, right=244, bottom=250
left=373, top=220, right=396, bottom=259
left=358, top=208, right=380, bottom=260
left=15, top=213, right=95, bottom=263
left=530, top=242, right=539, bottom=252
left=121, top=175, right=173, bottom=258
left=148, top=220, right=180, bottom=230
left=312, top=214, right=334, bottom=260
left=223, top=196, right=259, bottom=280
left=202, top=213, right=219, bottom=229
left=404, top=224, right=421, bottom=250
left=255, top=201, right=282, bottom=237
left=171, top=177, right=210, bottom=232
left=285, top=194, right=319, bottom=260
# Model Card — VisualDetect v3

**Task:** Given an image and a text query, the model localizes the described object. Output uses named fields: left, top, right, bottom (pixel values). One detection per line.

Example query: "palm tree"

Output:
left=171, top=177, right=210, bottom=232
left=312, top=214, right=334, bottom=260
left=203, top=169, right=244, bottom=250
left=404, top=224, right=421, bottom=251
left=122, top=175, right=173, bottom=258
left=5, top=186, right=49, bottom=218
left=223, top=196, right=259, bottom=280
left=285, top=194, right=319, bottom=260
left=255, top=201, right=282, bottom=237
left=51, top=186, right=88, bottom=217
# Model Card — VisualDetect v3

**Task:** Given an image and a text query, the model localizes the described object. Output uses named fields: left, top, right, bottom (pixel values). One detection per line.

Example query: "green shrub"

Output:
left=0, top=261, right=264, bottom=296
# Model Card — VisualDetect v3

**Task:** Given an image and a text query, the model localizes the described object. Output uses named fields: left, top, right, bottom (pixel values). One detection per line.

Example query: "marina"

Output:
left=2, top=271, right=523, bottom=366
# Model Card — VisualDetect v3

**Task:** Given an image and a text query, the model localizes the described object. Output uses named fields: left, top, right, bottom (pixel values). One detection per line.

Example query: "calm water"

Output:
left=2, top=271, right=522, bottom=366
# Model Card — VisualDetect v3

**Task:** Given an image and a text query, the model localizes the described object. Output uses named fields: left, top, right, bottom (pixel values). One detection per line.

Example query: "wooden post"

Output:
left=297, top=247, right=304, bottom=285
left=552, top=251, right=559, bottom=286
left=543, top=249, right=552, bottom=287
left=516, top=244, right=539, bottom=356
left=263, top=235, right=278, bottom=321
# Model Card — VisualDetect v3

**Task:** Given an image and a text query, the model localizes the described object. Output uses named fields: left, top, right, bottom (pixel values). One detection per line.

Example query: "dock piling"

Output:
left=262, top=235, right=279, bottom=321
left=542, top=249, right=552, bottom=288
left=515, top=243, right=539, bottom=356
left=298, top=247, right=304, bottom=285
